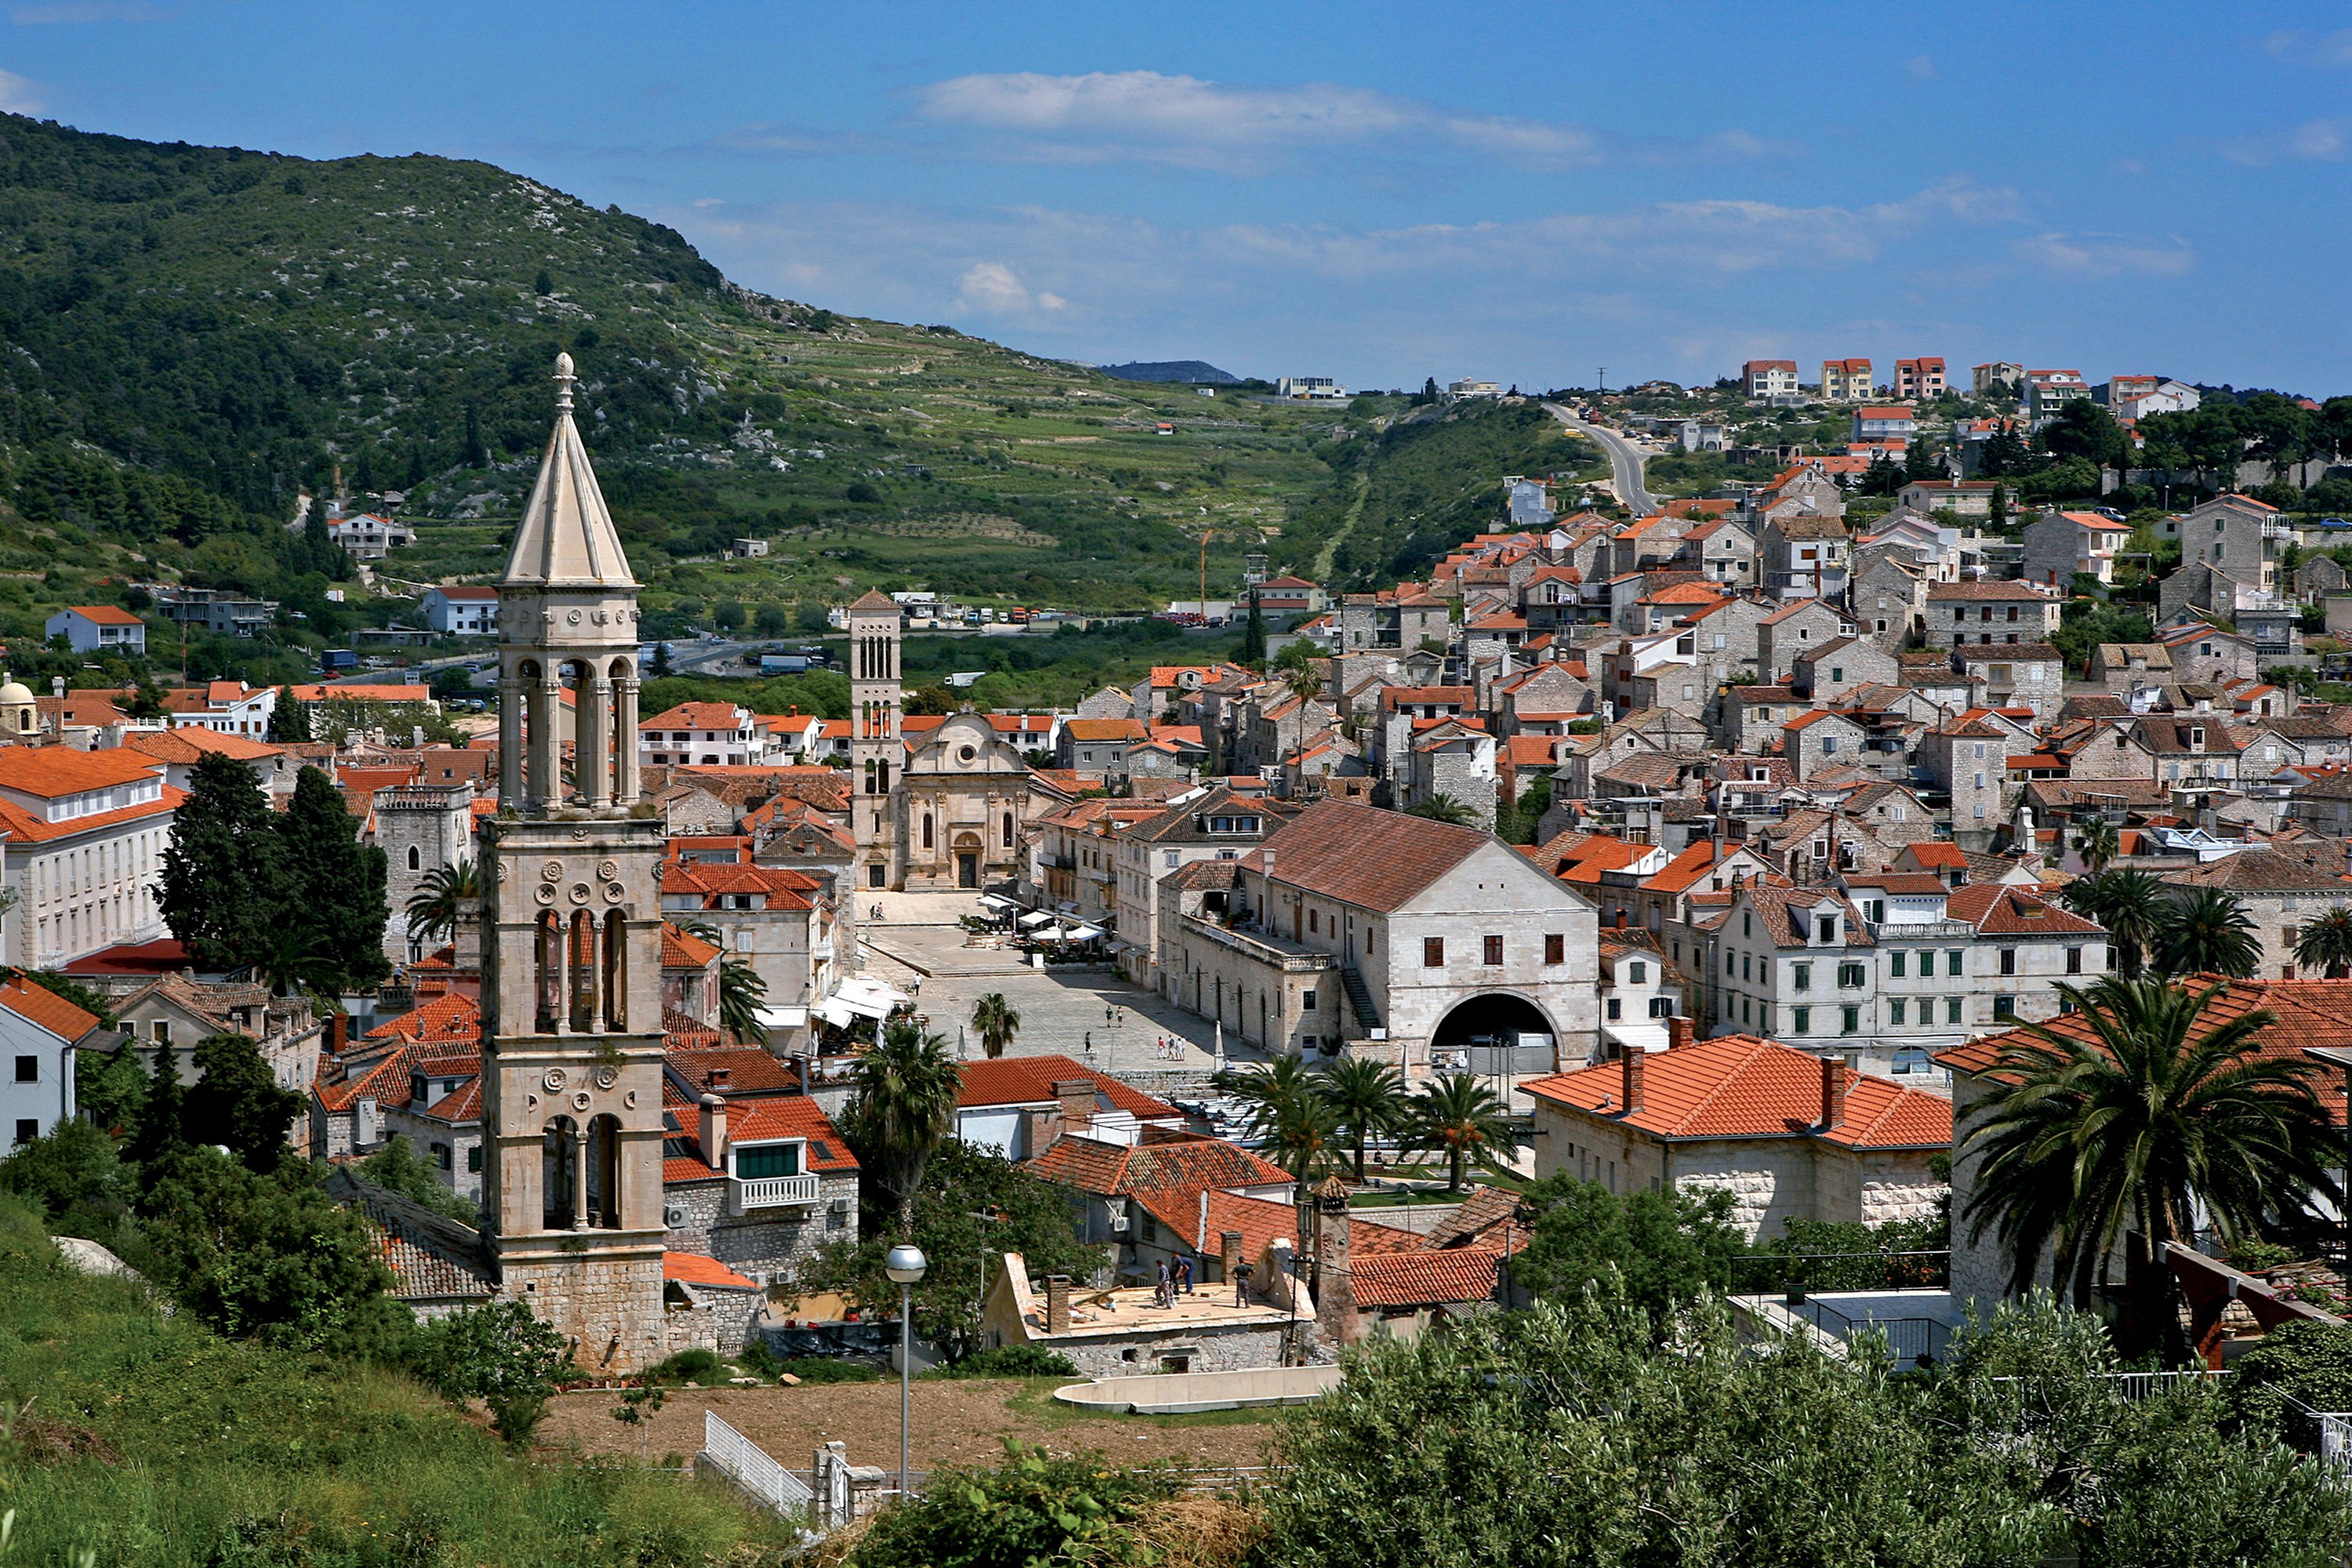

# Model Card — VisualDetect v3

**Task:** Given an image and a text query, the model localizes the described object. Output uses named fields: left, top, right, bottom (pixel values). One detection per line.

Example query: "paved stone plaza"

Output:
left=848, top=889, right=1271, bottom=1077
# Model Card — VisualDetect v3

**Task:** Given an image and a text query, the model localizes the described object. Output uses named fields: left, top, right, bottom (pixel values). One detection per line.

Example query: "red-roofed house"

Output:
left=659, top=1088, right=860, bottom=1287
left=659, top=850, right=835, bottom=1026
left=45, top=605, right=146, bottom=656
left=1526, top=1033, right=1950, bottom=1238
left=953, top=1054, right=1185, bottom=1160
left=0, top=977, right=100, bottom=1147
left=0, top=746, right=178, bottom=970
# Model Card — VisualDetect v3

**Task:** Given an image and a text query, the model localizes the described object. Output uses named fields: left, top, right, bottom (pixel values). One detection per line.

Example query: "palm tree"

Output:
left=970, top=993, right=1021, bottom=1059
left=1961, top=975, right=2343, bottom=1360
left=1215, top=1056, right=1339, bottom=1198
left=251, top=924, right=338, bottom=1000
left=2070, top=815, right=2119, bottom=876
left=2154, top=887, right=2261, bottom=978
left=1406, top=795, right=1475, bottom=827
left=404, top=858, right=481, bottom=946
left=1410, top=1073, right=1518, bottom=1192
left=2059, top=869, right=2167, bottom=977
left=717, top=956, right=768, bottom=1041
left=1316, top=1056, right=1407, bottom=1182
left=840, top=1017, right=961, bottom=1233
left=2295, top=904, right=2352, bottom=978
left=1283, top=662, right=1324, bottom=703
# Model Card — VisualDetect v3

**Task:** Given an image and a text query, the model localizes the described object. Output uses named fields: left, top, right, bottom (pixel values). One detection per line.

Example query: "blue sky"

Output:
left=7, top=2, right=2351, bottom=393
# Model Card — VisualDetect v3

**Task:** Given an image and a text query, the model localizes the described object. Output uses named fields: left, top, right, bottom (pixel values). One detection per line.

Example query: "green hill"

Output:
left=0, top=112, right=1591, bottom=686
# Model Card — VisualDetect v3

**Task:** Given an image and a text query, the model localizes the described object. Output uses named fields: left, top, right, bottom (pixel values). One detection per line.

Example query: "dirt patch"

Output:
left=537, top=1377, right=1282, bottom=1475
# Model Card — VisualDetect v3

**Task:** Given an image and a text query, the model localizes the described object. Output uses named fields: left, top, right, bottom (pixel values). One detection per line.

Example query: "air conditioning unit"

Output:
left=662, top=1203, right=687, bottom=1229
left=828, top=1196, right=852, bottom=1214
left=1108, top=1214, right=1129, bottom=1233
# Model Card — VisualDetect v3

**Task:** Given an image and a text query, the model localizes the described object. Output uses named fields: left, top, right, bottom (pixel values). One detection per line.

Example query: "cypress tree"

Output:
left=125, top=1047, right=186, bottom=1172
left=1240, top=590, right=1266, bottom=665
left=276, top=765, right=390, bottom=991
left=159, top=750, right=290, bottom=969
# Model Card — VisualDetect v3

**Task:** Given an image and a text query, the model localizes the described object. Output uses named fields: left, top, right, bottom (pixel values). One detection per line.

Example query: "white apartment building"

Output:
left=640, top=701, right=784, bottom=769
left=0, top=747, right=176, bottom=970
left=0, top=978, right=99, bottom=1148
left=422, top=586, right=501, bottom=637
left=1701, top=874, right=2108, bottom=1081
left=162, top=680, right=278, bottom=738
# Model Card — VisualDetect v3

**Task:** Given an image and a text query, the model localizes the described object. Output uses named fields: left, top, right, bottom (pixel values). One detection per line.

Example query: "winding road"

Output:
left=1544, top=402, right=1659, bottom=514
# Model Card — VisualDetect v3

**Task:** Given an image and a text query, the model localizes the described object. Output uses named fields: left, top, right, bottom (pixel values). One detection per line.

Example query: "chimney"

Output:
left=699, top=1093, right=726, bottom=1171
left=709, top=1065, right=731, bottom=1087
left=1312, top=1177, right=1358, bottom=1345
left=1820, top=1056, right=1846, bottom=1131
left=1053, top=1078, right=1094, bottom=1139
left=1044, top=1274, right=1071, bottom=1334
left=1219, top=1229, right=1245, bottom=1283
left=325, top=1013, right=350, bottom=1054
left=49, top=676, right=63, bottom=700
left=1668, top=1014, right=1693, bottom=1051
left=1621, top=1047, right=1645, bottom=1116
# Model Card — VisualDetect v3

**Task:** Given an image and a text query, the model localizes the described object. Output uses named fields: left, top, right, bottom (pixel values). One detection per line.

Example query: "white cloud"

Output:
left=2224, top=117, right=2347, bottom=164
left=2263, top=27, right=2352, bottom=66
left=2013, top=231, right=2194, bottom=278
left=0, top=65, right=42, bottom=111
left=910, top=70, right=1764, bottom=172
left=953, top=261, right=1065, bottom=315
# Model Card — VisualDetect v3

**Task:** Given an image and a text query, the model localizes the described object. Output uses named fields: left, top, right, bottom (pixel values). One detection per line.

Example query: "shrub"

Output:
left=927, top=1345, right=1080, bottom=1380
left=2229, top=1321, right=2352, bottom=1450
left=774, top=1356, right=887, bottom=1384
left=409, top=1301, right=575, bottom=1447
left=652, top=1346, right=727, bottom=1385
left=848, top=1442, right=1177, bottom=1568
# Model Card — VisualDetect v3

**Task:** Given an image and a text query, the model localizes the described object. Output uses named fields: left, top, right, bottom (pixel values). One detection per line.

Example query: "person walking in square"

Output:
left=1176, top=1254, right=1193, bottom=1295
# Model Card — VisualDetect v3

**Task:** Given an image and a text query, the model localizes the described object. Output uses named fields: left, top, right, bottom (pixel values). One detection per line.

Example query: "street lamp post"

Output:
left=884, top=1242, right=927, bottom=1501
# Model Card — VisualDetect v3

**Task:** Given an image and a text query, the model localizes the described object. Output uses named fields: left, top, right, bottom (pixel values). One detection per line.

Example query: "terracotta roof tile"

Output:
left=1526, top=1035, right=1951, bottom=1148
left=0, top=978, right=96, bottom=1041
left=954, top=1055, right=1180, bottom=1120
left=1350, top=1247, right=1502, bottom=1308
left=662, top=1251, right=760, bottom=1290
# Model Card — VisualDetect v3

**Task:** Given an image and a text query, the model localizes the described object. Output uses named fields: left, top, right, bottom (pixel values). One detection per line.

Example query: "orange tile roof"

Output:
left=662, top=1252, right=760, bottom=1290
left=955, top=1055, right=1179, bottom=1120
left=1131, top=1187, right=1421, bottom=1264
left=724, top=1098, right=860, bottom=1170
left=660, top=922, right=722, bottom=969
left=1936, top=978, right=2352, bottom=1122
left=61, top=604, right=142, bottom=625
left=1525, top=1035, right=1951, bottom=1149
left=1942, top=882, right=2105, bottom=936
left=0, top=746, right=164, bottom=797
left=641, top=701, right=752, bottom=731
left=1350, top=1246, right=1503, bottom=1308
left=124, top=727, right=284, bottom=764
left=0, top=978, right=96, bottom=1040
left=1240, top=800, right=1494, bottom=913
left=0, top=783, right=181, bottom=844
left=1028, top=1131, right=1290, bottom=1198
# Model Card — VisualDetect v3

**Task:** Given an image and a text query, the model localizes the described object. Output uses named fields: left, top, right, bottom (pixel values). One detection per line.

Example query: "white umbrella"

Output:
left=1213, top=1022, right=1225, bottom=1073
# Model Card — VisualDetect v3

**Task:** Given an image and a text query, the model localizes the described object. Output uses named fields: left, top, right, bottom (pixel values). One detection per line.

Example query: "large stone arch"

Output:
left=1428, top=990, right=1559, bottom=1074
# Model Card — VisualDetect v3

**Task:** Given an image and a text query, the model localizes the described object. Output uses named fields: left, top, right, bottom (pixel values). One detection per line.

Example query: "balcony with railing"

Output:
left=1178, top=913, right=1336, bottom=975
left=732, top=1173, right=821, bottom=1213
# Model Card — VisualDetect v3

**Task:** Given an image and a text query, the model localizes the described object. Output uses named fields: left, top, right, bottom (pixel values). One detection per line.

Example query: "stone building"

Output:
left=1155, top=800, right=1601, bottom=1070
left=656, top=1090, right=860, bottom=1288
left=2161, top=848, right=2352, bottom=981
left=1523, top=1034, right=1950, bottom=1240
left=897, top=709, right=1036, bottom=891
left=376, top=782, right=477, bottom=964
left=1924, top=580, right=2061, bottom=652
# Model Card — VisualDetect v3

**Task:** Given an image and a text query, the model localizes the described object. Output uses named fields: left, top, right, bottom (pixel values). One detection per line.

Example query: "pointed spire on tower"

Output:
left=503, top=352, right=637, bottom=591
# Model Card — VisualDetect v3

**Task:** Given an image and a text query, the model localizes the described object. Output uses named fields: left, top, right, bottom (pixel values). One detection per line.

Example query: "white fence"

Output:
left=702, top=1410, right=813, bottom=1518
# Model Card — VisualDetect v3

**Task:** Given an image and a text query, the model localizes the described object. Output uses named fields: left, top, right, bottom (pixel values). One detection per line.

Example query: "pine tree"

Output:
left=648, top=641, right=673, bottom=678
left=303, top=493, right=332, bottom=572
left=277, top=765, right=391, bottom=992
left=159, top=751, right=291, bottom=969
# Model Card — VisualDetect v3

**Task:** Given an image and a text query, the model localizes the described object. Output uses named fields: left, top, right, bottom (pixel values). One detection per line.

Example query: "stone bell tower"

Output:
left=845, top=589, right=904, bottom=892
left=478, top=353, right=667, bottom=1371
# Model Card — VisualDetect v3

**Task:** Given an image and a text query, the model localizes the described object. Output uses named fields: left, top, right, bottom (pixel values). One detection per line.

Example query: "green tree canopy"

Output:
left=276, top=764, right=391, bottom=991
left=182, top=1031, right=306, bottom=1174
left=158, top=750, right=290, bottom=969
left=1512, top=1171, right=1745, bottom=1322
left=838, top=1017, right=960, bottom=1233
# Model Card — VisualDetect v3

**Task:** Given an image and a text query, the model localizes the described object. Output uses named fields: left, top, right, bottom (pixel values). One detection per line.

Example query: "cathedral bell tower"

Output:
left=845, top=589, right=904, bottom=891
left=478, top=353, right=667, bottom=1370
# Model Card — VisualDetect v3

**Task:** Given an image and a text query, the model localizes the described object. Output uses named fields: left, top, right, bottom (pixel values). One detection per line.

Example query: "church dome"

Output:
left=0, top=675, right=34, bottom=708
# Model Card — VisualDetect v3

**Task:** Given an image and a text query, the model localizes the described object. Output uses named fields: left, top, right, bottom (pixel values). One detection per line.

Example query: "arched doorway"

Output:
left=953, top=831, right=983, bottom=889
left=1429, top=993, right=1556, bottom=1074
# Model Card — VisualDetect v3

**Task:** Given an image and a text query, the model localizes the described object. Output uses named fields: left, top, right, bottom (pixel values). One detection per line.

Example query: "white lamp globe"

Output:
left=884, top=1243, right=928, bottom=1284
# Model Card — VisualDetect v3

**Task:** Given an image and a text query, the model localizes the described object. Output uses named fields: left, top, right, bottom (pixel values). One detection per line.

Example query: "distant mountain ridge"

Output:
left=1098, top=360, right=1242, bottom=385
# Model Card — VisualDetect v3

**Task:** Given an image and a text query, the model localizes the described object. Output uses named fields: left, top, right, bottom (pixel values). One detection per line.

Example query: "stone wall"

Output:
left=1055, top=1323, right=1293, bottom=1378
left=663, top=1173, right=858, bottom=1287
left=501, top=1247, right=666, bottom=1374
